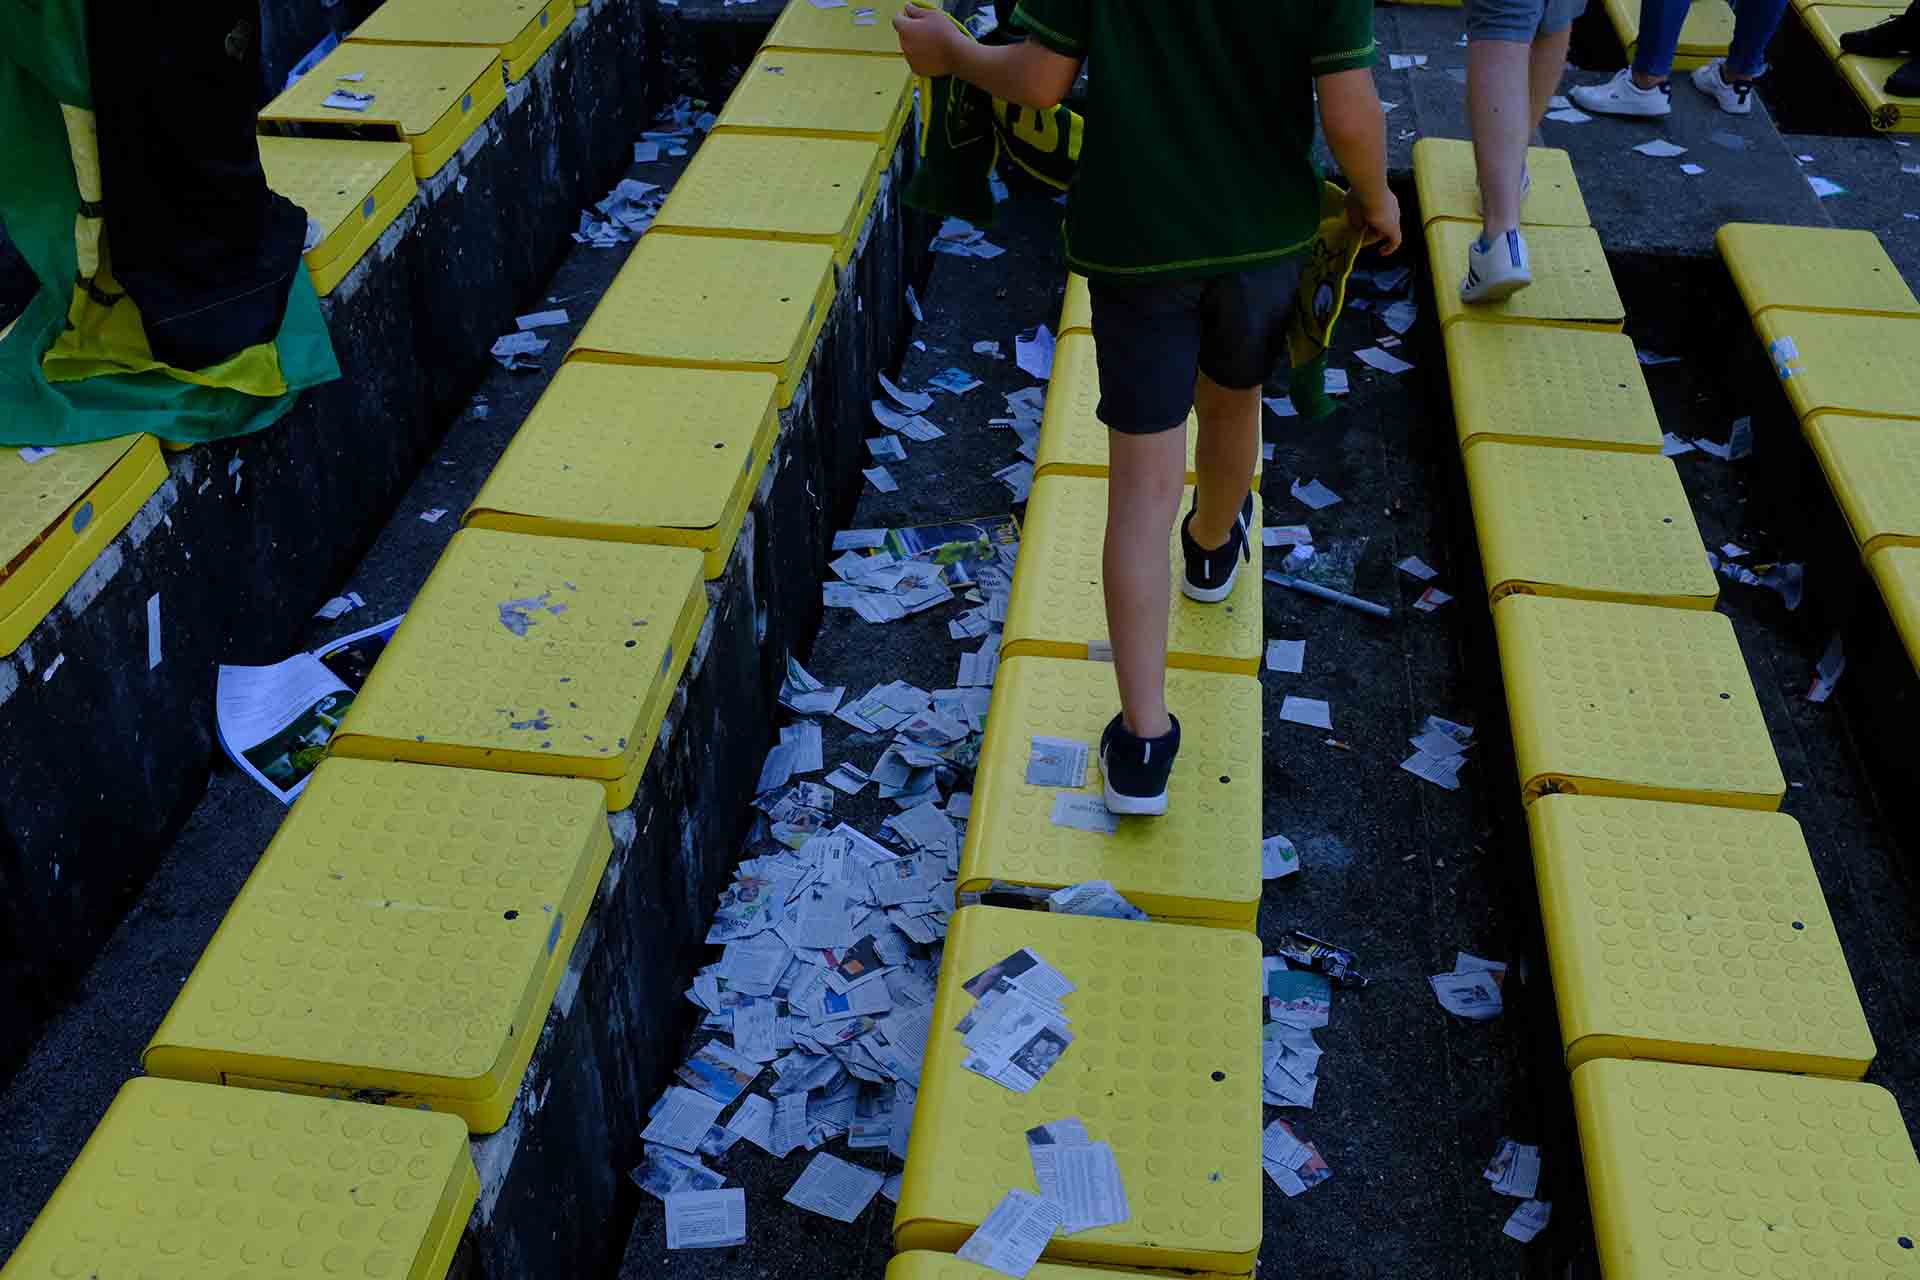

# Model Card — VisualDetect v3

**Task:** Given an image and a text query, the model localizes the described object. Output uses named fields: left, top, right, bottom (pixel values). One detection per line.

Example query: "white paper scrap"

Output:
left=1486, top=1139, right=1542, bottom=1198
left=665, top=1188, right=746, bottom=1249
left=1289, top=478, right=1343, bottom=510
left=1430, top=969, right=1503, bottom=1021
left=1661, top=433, right=1695, bottom=456
left=784, top=1152, right=885, bottom=1222
left=634, top=141, right=660, bottom=162
left=1356, top=346, right=1415, bottom=375
left=1504, top=1199, right=1552, bottom=1243
left=1016, top=325, right=1056, bottom=381
left=863, top=467, right=899, bottom=493
left=1633, top=139, right=1688, bottom=158
left=1544, top=107, right=1591, bottom=124
left=879, top=372, right=934, bottom=414
left=146, top=593, right=162, bottom=670
left=1051, top=792, right=1120, bottom=835
left=1396, top=555, right=1439, bottom=581
left=956, top=1190, right=1065, bottom=1278
left=1265, top=639, right=1305, bottom=674
left=1680, top=163, right=1706, bottom=176
left=17, top=446, right=54, bottom=463
left=642, top=1087, right=727, bottom=1154
left=1263, top=835, right=1301, bottom=879
left=1279, top=696, right=1332, bottom=730
left=515, top=308, right=569, bottom=330
left=1264, top=395, right=1298, bottom=418
left=419, top=508, right=448, bottom=524
left=1026, top=736, right=1089, bottom=788
left=1807, top=175, right=1846, bottom=198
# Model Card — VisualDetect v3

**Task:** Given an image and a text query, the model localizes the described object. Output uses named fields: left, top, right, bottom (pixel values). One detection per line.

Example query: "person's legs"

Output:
left=1104, top=427, right=1187, bottom=739
left=1631, top=0, right=1691, bottom=82
left=1529, top=26, right=1575, bottom=122
left=1468, top=38, right=1534, bottom=242
left=1088, top=279, right=1205, bottom=746
left=1189, top=373, right=1261, bottom=549
left=1723, top=0, right=1791, bottom=77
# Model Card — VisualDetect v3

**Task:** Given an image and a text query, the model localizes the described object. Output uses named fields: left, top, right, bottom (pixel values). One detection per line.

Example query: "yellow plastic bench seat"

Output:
left=1717, top=222, right=1920, bottom=320
left=894, top=906, right=1263, bottom=1274
left=766, top=0, right=912, bottom=55
left=1573, top=1059, right=1920, bottom=1279
left=1059, top=272, right=1092, bottom=336
left=1034, top=332, right=1206, bottom=482
left=1445, top=322, right=1662, bottom=453
left=1429, top=220, right=1625, bottom=332
left=1, top=1077, right=476, bottom=1280
left=0, top=433, right=165, bottom=659
left=1492, top=594, right=1785, bottom=809
left=888, top=1253, right=1156, bottom=1280
left=1803, top=5, right=1920, bottom=131
left=1463, top=442, right=1718, bottom=607
left=959, top=657, right=1261, bottom=928
left=330, top=529, right=706, bottom=810
left=259, top=136, right=417, bottom=296
left=1755, top=308, right=1920, bottom=422
left=652, top=133, right=882, bottom=266
left=1002, top=474, right=1262, bottom=674
left=259, top=42, right=505, bottom=179
left=570, top=234, right=835, bottom=408
left=466, top=363, right=778, bottom=579
left=348, top=0, right=574, bottom=82
left=1805, top=414, right=1920, bottom=555
left=1870, top=545, right=1920, bottom=673
left=1604, top=0, right=1736, bottom=67
left=143, top=759, right=609, bottom=1132
left=1413, top=138, right=1591, bottom=228
left=714, top=48, right=914, bottom=146
left=1530, top=794, right=1873, bottom=1077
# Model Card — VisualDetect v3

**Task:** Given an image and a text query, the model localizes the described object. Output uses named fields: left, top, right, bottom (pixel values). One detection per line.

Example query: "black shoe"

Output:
left=1889, top=56, right=1920, bottom=98
left=1180, top=493, right=1254, bottom=603
left=1840, top=13, right=1917, bottom=57
left=1100, top=713, right=1180, bottom=816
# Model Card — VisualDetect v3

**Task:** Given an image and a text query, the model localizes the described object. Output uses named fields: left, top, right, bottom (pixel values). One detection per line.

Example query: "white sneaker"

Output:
left=1569, top=69, right=1673, bottom=117
left=1691, top=59, right=1755, bottom=114
left=1461, top=229, right=1532, bottom=303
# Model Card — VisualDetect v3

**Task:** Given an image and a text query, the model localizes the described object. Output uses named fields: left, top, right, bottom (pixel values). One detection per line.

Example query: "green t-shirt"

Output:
left=1011, top=0, right=1377, bottom=282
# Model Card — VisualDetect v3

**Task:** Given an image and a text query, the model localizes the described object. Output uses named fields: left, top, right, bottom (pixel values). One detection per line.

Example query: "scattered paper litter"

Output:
left=1051, top=792, right=1120, bottom=836
left=1504, top=1199, right=1552, bottom=1243
left=863, top=467, right=899, bottom=493
left=785, top=1152, right=886, bottom=1222
left=1661, top=433, right=1695, bottom=457
left=1633, top=139, right=1688, bottom=158
left=515, top=308, right=569, bottom=330
left=634, top=141, right=660, bottom=163
left=1544, top=107, right=1591, bottom=124
left=995, top=462, right=1034, bottom=502
left=1047, top=881, right=1147, bottom=920
left=957, top=1190, right=1064, bottom=1277
left=1264, top=395, right=1298, bottom=418
left=18, top=446, right=55, bottom=463
left=1807, top=175, right=1847, bottom=198
left=1265, top=638, right=1306, bottom=674
left=489, top=330, right=548, bottom=371
left=1807, top=632, right=1845, bottom=703
left=1026, top=1123, right=1129, bottom=1234
left=1279, top=696, right=1332, bottom=730
left=928, top=367, right=983, bottom=395
left=1263, top=835, right=1301, bottom=879
left=665, top=1188, right=746, bottom=1249
left=1290, top=478, right=1343, bottom=510
left=1430, top=955, right=1506, bottom=1020
left=1400, top=749, right=1464, bottom=791
left=1396, top=555, right=1439, bottom=581
left=1262, top=1120, right=1332, bottom=1196
left=1356, top=346, right=1414, bottom=375
left=1381, top=299, right=1418, bottom=335
left=1026, top=736, right=1088, bottom=788
left=1264, top=524, right=1311, bottom=548
left=1412, top=587, right=1452, bottom=613
left=878, top=372, right=934, bottom=413
left=315, top=591, right=365, bottom=621
left=1691, top=416, right=1752, bottom=461
left=1388, top=53, right=1428, bottom=69
left=321, top=88, right=373, bottom=111
left=1015, top=325, right=1056, bottom=381
left=1485, top=1138, right=1542, bottom=1198
left=1680, top=163, right=1706, bottom=176
left=973, top=340, right=1004, bottom=359
left=1637, top=350, right=1682, bottom=367
left=418, top=508, right=448, bottom=524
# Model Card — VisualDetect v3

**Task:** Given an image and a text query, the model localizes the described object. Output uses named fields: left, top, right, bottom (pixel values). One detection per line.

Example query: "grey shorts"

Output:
left=1466, top=0, right=1587, bottom=42
left=1087, top=260, right=1301, bottom=435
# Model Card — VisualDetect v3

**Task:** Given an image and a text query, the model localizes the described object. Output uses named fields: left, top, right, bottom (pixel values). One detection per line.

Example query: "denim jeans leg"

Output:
left=1726, top=0, right=1791, bottom=76
left=1631, top=0, right=1692, bottom=77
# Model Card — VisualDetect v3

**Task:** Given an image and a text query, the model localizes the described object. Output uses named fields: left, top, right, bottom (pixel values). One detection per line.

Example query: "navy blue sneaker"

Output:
left=1099, top=713, right=1181, bottom=816
left=1180, top=493, right=1253, bottom=603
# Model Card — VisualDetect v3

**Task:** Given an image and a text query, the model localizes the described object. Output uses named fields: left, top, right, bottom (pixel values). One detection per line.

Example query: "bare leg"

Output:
left=1529, top=28, right=1574, bottom=124
left=1189, top=372, right=1261, bottom=549
left=1104, top=425, right=1186, bottom=739
left=1468, top=38, right=1533, bottom=242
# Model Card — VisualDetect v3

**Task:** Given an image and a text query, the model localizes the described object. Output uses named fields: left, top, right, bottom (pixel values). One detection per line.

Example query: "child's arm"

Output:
left=893, top=5, right=1082, bottom=110
left=1316, top=69, right=1403, bottom=254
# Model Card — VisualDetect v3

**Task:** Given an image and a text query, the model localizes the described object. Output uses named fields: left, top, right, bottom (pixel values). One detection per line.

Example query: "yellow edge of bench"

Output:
left=0, top=437, right=166, bottom=658
left=1521, top=772, right=1784, bottom=811
left=1488, top=582, right=1719, bottom=610
left=307, top=153, right=418, bottom=295
left=463, top=398, right=779, bottom=580
left=1563, top=1031, right=1872, bottom=1080
left=327, top=575, right=706, bottom=811
left=413, top=60, right=508, bottom=178
left=141, top=818, right=613, bottom=1132
left=997, top=638, right=1259, bottom=678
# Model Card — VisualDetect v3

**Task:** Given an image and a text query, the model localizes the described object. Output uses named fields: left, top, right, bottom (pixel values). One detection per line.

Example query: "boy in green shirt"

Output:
left=897, top=1, right=1400, bottom=815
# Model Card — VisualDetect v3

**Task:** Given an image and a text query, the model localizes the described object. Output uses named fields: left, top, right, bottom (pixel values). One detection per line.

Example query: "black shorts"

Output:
left=1087, top=259, right=1303, bottom=435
